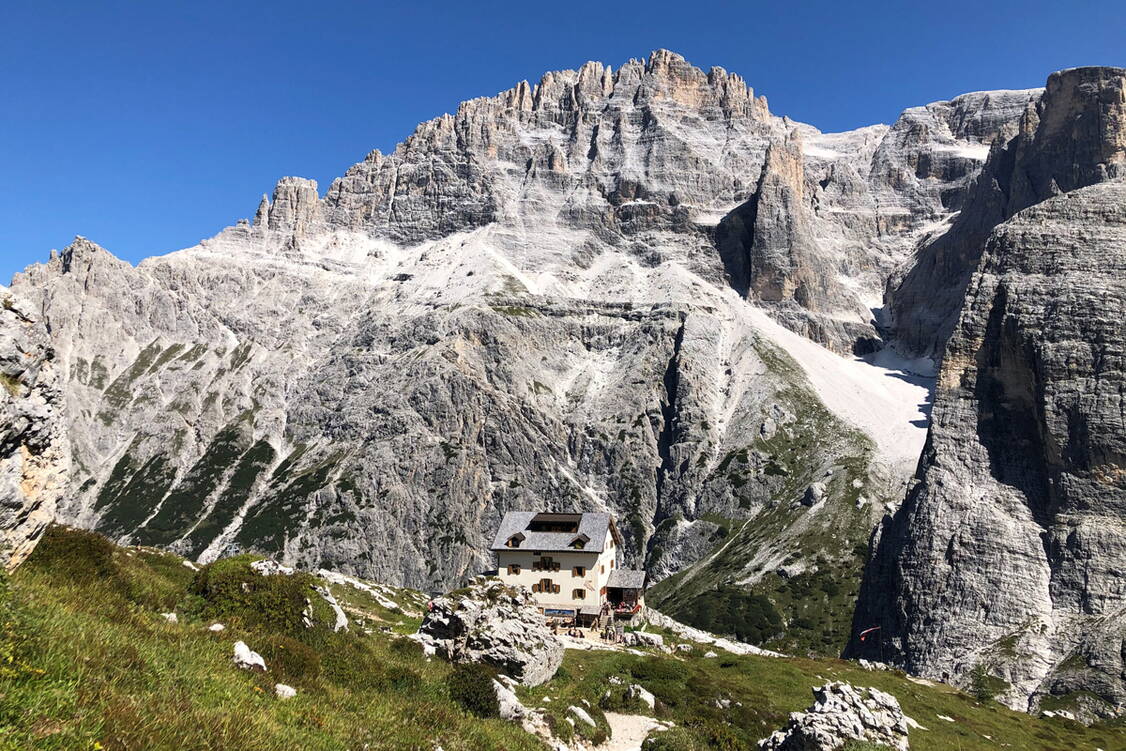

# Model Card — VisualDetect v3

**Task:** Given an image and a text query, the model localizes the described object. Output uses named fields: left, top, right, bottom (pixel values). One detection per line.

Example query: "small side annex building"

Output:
left=491, top=511, right=647, bottom=624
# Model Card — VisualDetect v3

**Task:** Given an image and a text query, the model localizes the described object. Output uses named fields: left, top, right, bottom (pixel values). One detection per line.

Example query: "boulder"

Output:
left=758, top=682, right=910, bottom=750
left=233, top=640, right=267, bottom=672
left=274, top=683, right=297, bottom=699
left=628, top=684, right=656, bottom=710
left=623, top=631, right=664, bottom=648
left=569, top=705, right=596, bottom=727
left=415, top=579, right=563, bottom=686
left=250, top=559, right=295, bottom=576
left=492, top=679, right=527, bottom=721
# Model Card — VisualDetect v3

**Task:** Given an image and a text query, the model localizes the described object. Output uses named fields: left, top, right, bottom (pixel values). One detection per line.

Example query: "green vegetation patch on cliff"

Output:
left=93, top=452, right=177, bottom=539
left=133, top=416, right=255, bottom=547
left=648, top=337, right=880, bottom=657
left=234, top=450, right=344, bottom=554
left=183, top=439, right=277, bottom=557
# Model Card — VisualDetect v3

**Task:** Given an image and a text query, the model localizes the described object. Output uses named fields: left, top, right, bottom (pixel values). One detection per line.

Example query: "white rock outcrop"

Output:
left=416, top=579, right=563, bottom=686
left=0, top=289, right=67, bottom=570
left=622, top=631, right=664, bottom=648
left=628, top=683, right=656, bottom=710
left=233, top=640, right=267, bottom=672
left=758, top=682, right=911, bottom=750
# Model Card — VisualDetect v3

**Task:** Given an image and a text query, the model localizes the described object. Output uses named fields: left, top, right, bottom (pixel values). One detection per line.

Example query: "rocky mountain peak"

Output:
left=887, top=65, right=1126, bottom=360
left=1017, top=65, right=1126, bottom=205
left=261, top=176, right=322, bottom=238
left=57, top=235, right=115, bottom=275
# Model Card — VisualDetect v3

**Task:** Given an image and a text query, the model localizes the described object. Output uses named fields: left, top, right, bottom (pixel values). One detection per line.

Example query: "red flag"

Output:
left=859, top=626, right=880, bottom=642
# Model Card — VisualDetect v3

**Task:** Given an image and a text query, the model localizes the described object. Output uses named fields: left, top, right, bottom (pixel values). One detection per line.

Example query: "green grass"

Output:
left=0, top=373, right=21, bottom=397
left=0, top=527, right=543, bottom=751
left=520, top=645, right=1126, bottom=751
left=3, top=527, right=1124, bottom=751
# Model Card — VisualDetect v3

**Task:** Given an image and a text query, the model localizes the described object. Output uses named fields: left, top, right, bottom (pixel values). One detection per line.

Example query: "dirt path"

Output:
left=597, top=713, right=665, bottom=751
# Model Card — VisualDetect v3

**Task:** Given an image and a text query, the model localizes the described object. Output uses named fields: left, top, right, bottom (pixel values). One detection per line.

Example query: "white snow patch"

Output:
left=802, top=144, right=844, bottom=160
left=737, top=303, right=933, bottom=472
left=933, top=142, right=991, bottom=160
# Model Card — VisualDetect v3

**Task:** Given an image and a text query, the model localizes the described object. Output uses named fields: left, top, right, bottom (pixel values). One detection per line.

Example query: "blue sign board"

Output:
left=544, top=608, right=575, bottom=617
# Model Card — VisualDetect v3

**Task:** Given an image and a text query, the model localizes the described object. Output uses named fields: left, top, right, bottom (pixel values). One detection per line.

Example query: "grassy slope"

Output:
left=2, top=527, right=1123, bottom=751
left=522, top=634, right=1126, bottom=751
left=0, top=527, right=539, bottom=751
left=649, top=340, right=884, bottom=656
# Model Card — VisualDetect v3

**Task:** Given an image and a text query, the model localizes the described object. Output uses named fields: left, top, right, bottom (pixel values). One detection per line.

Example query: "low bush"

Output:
left=599, top=683, right=644, bottom=713
left=22, top=525, right=119, bottom=587
left=630, top=657, right=684, bottom=682
left=186, top=555, right=317, bottom=636
left=446, top=662, right=499, bottom=718
left=544, top=712, right=573, bottom=743
left=258, top=633, right=322, bottom=685
left=643, top=727, right=699, bottom=751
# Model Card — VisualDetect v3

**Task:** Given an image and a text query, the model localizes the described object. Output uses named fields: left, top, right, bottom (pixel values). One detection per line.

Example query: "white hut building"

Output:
left=491, top=511, right=647, bottom=624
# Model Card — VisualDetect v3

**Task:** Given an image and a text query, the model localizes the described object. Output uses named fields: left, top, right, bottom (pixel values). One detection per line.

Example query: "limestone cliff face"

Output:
left=0, top=289, right=67, bottom=569
left=888, top=66, right=1126, bottom=360
left=717, top=132, right=875, bottom=351
left=8, top=52, right=1029, bottom=619
left=322, top=51, right=774, bottom=246
left=851, top=180, right=1126, bottom=719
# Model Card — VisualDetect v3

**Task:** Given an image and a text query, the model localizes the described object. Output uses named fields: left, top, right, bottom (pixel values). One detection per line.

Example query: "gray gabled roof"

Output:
left=490, top=511, right=618, bottom=553
left=606, top=569, right=646, bottom=589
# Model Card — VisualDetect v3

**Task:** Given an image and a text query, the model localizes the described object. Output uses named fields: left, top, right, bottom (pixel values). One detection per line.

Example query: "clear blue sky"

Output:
left=2, top=0, right=1123, bottom=283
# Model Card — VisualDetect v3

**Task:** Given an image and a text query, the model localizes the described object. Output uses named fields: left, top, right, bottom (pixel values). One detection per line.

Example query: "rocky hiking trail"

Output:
left=598, top=713, right=666, bottom=751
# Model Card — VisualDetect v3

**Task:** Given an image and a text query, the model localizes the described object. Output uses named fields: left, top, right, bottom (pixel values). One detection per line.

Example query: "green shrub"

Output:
left=969, top=663, right=1008, bottom=702
left=643, top=727, right=699, bottom=751
left=389, top=635, right=423, bottom=658
left=318, top=632, right=408, bottom=692
left=630, top=657, right=684, bottom=682
left=258, top=633, right=322, bottom=685
left=446, top=662, right=500, bottom=718
left=23, top=525, right=119, bottom=587
left=186, top=555, right=317, bottom=636
left=544, top=712, right=573, bottom=743
left=599, top=683, right=644, bottom=713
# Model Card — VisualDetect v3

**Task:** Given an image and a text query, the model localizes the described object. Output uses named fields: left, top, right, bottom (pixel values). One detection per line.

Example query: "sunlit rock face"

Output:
left=887, top=66, right=1126, bottom=361
left=9, top=51, right=1028, bottom=616
left=0, top=288, right=67, bottom=570
left=852, top=178, right=1126, bottom=719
